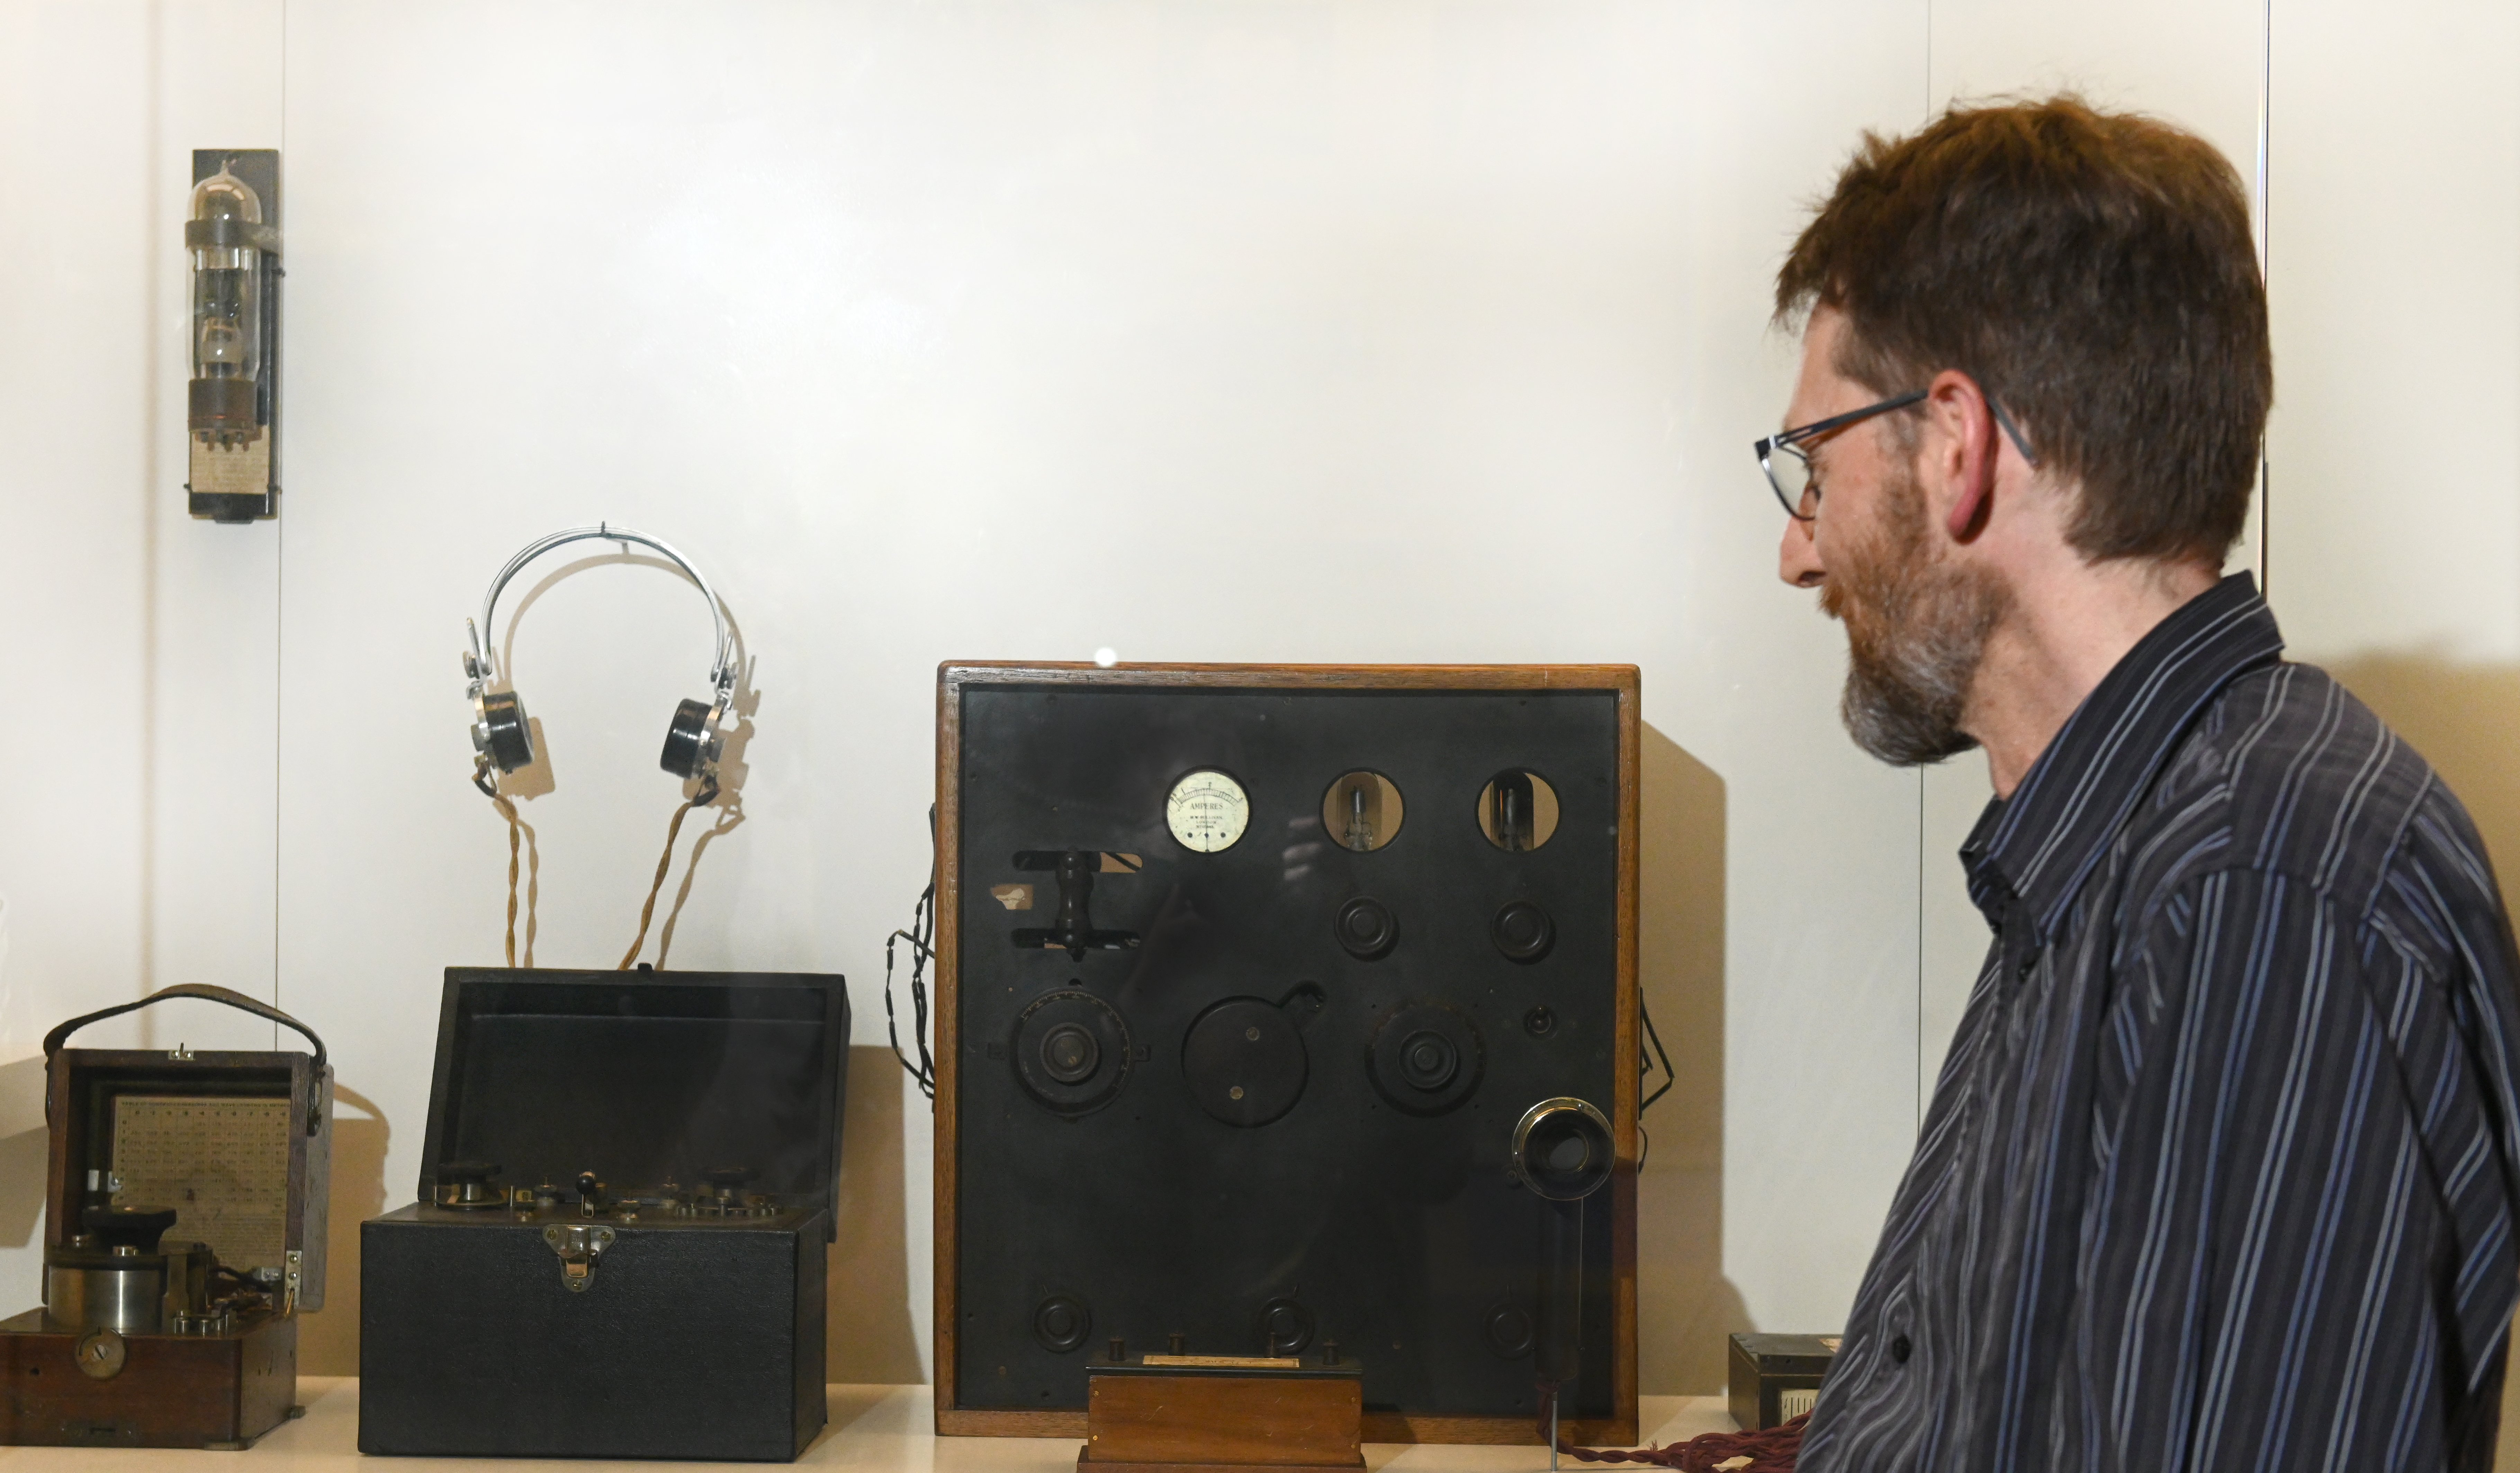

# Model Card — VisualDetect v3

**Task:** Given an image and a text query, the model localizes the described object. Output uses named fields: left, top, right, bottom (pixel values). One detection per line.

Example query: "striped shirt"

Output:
left=1800, top=573, right=2520, bottom=1473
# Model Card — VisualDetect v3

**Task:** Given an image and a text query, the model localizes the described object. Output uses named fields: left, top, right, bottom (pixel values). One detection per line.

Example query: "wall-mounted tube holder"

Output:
left=185, top=149, right=280, bottom=523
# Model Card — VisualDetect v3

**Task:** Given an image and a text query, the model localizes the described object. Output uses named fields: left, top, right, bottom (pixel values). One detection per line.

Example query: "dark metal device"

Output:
left=934, top=663, right=1643, bottom=1444
left=357, top=968, right=849, bottom=1461
left=2, top=983, right=332, bottom=1449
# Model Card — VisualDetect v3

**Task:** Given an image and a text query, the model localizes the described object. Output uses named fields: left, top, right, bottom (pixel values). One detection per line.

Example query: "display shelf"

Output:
left=0, top=1382, right=1737, bottom=1472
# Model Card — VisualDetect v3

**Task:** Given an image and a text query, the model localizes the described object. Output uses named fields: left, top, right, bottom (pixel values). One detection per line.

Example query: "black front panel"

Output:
left=359, top=1207, right=825, bottom=1460
left=954, top=684, right=1620, bottom=1420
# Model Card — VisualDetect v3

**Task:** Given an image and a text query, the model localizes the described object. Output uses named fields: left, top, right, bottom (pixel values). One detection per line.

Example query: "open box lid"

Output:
left=42, top=983, right=335, bottom=1312
left=418, top=967, right=851, bottom=1240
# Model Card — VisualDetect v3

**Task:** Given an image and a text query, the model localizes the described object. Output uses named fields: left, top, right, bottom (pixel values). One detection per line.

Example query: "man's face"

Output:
left=1778, top=309, right=2007, bottom=766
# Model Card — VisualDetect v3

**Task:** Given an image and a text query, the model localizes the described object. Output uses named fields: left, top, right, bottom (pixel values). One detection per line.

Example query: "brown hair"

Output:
left=1776, top=96, right=2269, bottom=567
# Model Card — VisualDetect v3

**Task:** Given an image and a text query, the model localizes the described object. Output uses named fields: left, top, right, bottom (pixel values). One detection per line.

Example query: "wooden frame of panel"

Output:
left=933, top=662, right=1641, bottom=1445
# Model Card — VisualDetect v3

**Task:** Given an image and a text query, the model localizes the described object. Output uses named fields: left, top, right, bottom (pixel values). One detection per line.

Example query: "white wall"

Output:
left=1, top=0, right=2511, bottom=1418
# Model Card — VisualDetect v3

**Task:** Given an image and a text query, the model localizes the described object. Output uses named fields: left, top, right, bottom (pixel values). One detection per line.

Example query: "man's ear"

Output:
left=1927, top=369, right=2000, bottom=543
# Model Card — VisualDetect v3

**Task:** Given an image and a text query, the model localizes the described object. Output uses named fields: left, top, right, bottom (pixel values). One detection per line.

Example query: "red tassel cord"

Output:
left=1538, top=1385, right=1808, bottom=1473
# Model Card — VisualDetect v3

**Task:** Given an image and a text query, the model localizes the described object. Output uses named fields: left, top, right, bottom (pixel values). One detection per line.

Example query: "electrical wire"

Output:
left=487, top=788, right=524, bottom=967
left=1541, top=1385, right=1806, bottom=1472
left=1639, top=997, right=1676, bottom=1113
left=621, top=777, right=718, bottom=969
left=885, top=805, right=940, bottom=1102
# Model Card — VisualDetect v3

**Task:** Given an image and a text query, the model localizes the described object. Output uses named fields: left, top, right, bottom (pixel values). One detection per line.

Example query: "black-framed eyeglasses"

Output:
left=1753, top=390, right=2040, bottom=521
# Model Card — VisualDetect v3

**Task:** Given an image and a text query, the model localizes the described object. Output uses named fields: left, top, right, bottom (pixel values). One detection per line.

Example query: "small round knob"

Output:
left=1491, top=901, right=1555, bottom=963
left=1335, top=897, right=1397, bottom=960
left=1040, top=1024, right=1100, bottom=1084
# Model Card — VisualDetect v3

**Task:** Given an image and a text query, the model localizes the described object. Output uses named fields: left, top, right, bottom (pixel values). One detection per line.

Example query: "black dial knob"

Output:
left=1335, top=897, right=1397, bottom=959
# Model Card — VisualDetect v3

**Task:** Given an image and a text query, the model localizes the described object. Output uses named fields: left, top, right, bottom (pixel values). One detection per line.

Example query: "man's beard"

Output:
left=1818, top=462, right=2010, bottom=767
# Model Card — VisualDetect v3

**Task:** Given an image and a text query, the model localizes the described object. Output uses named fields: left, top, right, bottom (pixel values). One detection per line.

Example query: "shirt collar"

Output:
left=1961, top=572, right=2285, bottom=937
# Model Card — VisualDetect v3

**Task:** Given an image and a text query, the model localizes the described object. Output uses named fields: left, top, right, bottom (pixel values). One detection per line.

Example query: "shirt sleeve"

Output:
left=2056, top=862, right=2513, bottom=1473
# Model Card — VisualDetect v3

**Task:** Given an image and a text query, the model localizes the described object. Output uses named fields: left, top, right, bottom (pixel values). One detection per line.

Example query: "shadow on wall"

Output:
left=2325, top=656, right=2520, bottom=882
left=828, top=1045, right=922, bottom=1383
left=2317, top=657, right=2520, bottom=1465
left=1635, top=725, right=1749, bottom=1397
left=0, top=1051, right=48, bottom=1250
left=299, top=1085, right=391, bottom=1377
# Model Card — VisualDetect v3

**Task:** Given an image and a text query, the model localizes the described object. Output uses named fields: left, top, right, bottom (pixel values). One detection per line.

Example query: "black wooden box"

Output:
left=358, top=967, right=848, bottom=1461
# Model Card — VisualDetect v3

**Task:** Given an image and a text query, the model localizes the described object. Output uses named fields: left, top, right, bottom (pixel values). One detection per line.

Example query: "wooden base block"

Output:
left=1081, top=1363, right=1364, bottom=1472
left=1082, top=1457, right=1365, bottom=1473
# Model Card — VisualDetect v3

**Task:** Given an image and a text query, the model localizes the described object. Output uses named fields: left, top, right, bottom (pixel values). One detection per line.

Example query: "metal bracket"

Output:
left=282, top=1249, right=303, bottom=1315
left=541, top=1224, right=615, bottom=1292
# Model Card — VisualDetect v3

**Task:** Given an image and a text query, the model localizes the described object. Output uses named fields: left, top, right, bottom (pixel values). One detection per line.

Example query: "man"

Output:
left=1766, top=97, right=2520, bottom=1471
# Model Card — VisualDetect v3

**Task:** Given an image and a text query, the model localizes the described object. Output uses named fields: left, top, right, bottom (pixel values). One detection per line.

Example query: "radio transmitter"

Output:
left=933, top=663, right=1640, bottom=1445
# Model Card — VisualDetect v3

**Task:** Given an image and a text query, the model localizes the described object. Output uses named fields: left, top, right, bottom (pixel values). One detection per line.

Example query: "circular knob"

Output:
left=1258, top=1298, right=1315, bottom=1356
left=1040, top=1023, right=1101, bottom=1084
left=1034, top=1295, right=1092, bottom=1354
left=1398, top=1030, right=1459, bottom=1091
left=1492, top=901, right=1555, bottom=963
left=1335, top=897, right=1397, bottom=960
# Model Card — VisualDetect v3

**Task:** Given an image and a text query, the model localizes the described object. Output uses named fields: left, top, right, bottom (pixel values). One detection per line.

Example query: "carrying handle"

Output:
left=45, top=984, right=328, bottom=1134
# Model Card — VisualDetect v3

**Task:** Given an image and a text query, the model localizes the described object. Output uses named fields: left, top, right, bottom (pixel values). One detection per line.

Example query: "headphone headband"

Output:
left=465, top=523, right=733, bottom=700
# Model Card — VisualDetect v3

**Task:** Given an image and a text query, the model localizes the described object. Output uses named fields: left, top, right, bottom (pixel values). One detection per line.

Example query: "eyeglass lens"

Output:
left=1766, top=446, right=1816, bottom=519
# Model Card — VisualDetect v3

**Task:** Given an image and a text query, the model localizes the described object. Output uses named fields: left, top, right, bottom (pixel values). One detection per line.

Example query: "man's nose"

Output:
left=1779, top=513, right=1825, bottom=588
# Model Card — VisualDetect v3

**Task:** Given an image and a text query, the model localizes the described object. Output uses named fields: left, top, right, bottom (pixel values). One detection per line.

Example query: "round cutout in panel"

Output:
left=1011, top=990, right=1132, bottom=1115
left=1181, top=997, right=1308, bottom=1127
left=1477, top=770, right=1560, bottom=852
left=1167, top=769, right=1251, bottom=853
left=1321, top=770, right=1404, bottom=852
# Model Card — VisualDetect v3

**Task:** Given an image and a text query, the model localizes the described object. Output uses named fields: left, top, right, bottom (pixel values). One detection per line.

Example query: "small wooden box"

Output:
left=1726, top=1333, right=1837, bottom=1431
left=1080, top=1359, right=1365, bottom=1473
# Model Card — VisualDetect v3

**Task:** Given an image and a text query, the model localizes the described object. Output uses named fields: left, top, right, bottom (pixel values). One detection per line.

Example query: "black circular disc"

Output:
left=1368, top=1002, right=1485, bottom=1115
left=1484, top=1302, right=1535, bottom=1359
left=481, top=690, right=534, bottom=772
left=1257, top=1298, right=1316, bottom=1356
left=1034, top=1295, right=1092, bottom=1354
left=1181, top=998, right=1308, bottom=1127
left=1012, top=991, right=1132, bottom=1115
left=660, top=697, right=712, bottom=779
left=1335, top=897, right=1397, bottom=960
left=1491, top=901, right=1555, bottom=963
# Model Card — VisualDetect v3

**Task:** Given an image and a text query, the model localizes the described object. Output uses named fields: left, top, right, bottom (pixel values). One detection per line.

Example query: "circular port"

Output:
left=1322, top=771, right=1404, bottom=852
left=1477, top=770, right=1560, bottom=852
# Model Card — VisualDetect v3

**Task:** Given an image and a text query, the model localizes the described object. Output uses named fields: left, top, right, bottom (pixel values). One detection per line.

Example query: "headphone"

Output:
left=462, top=523, right=736, bottom=798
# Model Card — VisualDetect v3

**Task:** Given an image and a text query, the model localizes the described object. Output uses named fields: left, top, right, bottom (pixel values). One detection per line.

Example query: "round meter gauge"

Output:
left=1166, top=769, right=1250, bottom=853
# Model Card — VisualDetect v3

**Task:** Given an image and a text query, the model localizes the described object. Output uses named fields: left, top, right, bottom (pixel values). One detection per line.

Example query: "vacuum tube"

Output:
left=186, top=164, right=266, bottom=448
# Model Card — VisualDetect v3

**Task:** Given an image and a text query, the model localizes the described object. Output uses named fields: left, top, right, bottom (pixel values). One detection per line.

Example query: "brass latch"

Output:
left=541, top=1224, right=615, bottom=1292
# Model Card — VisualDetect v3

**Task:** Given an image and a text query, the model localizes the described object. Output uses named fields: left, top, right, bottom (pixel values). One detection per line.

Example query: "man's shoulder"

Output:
left=2145, top=660, right=2459, bottom=920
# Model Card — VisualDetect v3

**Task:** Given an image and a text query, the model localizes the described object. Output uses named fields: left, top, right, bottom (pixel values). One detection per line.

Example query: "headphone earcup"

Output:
left=478, top=690, right=536, bottom=773
left=661, top=697, right=713, bottom=780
